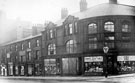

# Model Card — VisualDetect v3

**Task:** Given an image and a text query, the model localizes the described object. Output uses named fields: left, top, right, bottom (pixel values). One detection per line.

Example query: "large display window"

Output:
left=117, top=56, right=135, bottom=72
left=44, top=59, right=60, bottom=75
left=84, top=56, right=103, bottom=73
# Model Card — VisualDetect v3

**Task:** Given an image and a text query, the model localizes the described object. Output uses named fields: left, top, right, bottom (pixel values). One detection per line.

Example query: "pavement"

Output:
left=0, top=73, right=135, bottom=81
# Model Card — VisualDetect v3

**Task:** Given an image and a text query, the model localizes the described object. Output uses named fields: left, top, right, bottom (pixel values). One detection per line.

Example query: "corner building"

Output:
left=42, top=0, right=135, bottom=76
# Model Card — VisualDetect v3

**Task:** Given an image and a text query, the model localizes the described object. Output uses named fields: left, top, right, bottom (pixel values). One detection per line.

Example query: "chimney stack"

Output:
left=61, top=8, right=68, bottom=19
left=80, top=0, right=87, bottom=12
left=109, top=0, right=117, bottom=4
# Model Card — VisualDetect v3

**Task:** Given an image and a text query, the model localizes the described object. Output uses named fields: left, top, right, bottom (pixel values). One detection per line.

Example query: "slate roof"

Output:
left=1, top=34, right=41, bottom=46
left=55, top=3, right=135, bottom=26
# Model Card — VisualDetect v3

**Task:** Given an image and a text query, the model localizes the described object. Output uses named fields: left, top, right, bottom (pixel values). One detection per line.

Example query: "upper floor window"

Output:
left=50, top=29, right=53, bottom=38
left=105, top=36, right=115, bottom=41
left=89, top=37, right=97, bottom=42
left=75, top=22, right=78, bottom=33
left=88, top=37, right=97, bottom=49
left=35, top=50, right=40, bottom=60
left=21, top=44, right=24, bottom=50
left=10, top=46, right=12, bottom=51
left=66, top=40, right=77, bottom=53
left=36, top=39, right=40, bottom=47
left=122, top=23, right=131, bottom=32
left=48, top=44, right=56, bottom=55
left=65, top=25, right=68, bottom=36
left=69, top=24, right=73, bottom=34
left=104, top=22, right=114, bottom=32
left=15, top=45, right=18, bottom=51
left=28, top=52, right=32, bottom=61
left=28, top=42, right=31, bottom=48
left=88, top=23, right=97, bottom=34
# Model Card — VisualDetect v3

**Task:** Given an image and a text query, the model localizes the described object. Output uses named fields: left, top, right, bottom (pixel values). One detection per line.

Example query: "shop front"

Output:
left=15, top=66, right=19, bottom=76
left=117, top=55, right=135, bottom=74
left=62, top=58, right=79, bottom=75
left=44, top=58, right=60, bottom=75
left=35, top=64, right=42, bottom=76
left=84, top=56, right=103, bottom=75
left=27, top=64, right=33, bottom=76
left=0, top=64, right=7, bottom=76
left=20, top=65, right=25, bottom=76
left=8, top=62, right=13, bottom=76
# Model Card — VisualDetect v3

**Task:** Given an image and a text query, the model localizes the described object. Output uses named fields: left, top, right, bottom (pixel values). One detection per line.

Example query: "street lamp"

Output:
left=103, top=44, right=109, bottom=78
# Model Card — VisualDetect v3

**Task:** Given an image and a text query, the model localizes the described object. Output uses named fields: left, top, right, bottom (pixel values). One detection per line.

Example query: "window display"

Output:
left=117, top=56, right=135, bottom=72
left=84, top=56, right=103, bottom=73
left=44, top=59, right=60, bottom=75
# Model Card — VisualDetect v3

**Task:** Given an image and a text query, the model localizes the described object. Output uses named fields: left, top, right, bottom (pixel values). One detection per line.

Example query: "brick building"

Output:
left=0, top=0, right=135, bottom=76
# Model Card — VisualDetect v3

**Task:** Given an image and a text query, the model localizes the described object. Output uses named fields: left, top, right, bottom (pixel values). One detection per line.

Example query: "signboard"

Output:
left=117, top=56, right=135, bottom=61
left=84, top=56, right=103, bottom=62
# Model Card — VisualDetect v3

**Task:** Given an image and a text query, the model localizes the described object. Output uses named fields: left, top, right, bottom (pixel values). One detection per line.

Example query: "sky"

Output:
left=0, top=0, right=135, bottom=24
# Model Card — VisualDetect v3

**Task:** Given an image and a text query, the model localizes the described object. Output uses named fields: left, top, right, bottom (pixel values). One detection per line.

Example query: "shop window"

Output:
left=84, top=56, right=103, bottom=73
left=117, top=56, right=135, bottom=72
left=88, top=23, right=97, bottom=34
left=66, top=40, right=77, bottom=53
left=69, top=24, right=73, bottom=34
left=104, top=22, right=114, bottom=32
left=122, top=23, right=131, bottom=32
left=44, top=59, right=60, bottom=75
left=48, top=44, right=56, bottom=55
left=62, top=58, right=78, bottom=75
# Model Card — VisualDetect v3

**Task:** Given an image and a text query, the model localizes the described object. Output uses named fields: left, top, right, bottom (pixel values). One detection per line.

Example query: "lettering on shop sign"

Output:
left=84, top=56, right=103, bottom=62
left=117, top=56, right=135, bottom=61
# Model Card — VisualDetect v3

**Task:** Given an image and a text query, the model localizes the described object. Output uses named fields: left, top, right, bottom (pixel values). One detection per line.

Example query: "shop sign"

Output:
left=117, top=56, right=135, bottom=61
left=84, top=56, right=103, bottom=62
left=19, top=51, right=26, bottom=56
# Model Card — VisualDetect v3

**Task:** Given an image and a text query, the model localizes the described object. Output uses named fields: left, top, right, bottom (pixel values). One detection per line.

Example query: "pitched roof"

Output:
left=55, top=3, right=135, bottom=26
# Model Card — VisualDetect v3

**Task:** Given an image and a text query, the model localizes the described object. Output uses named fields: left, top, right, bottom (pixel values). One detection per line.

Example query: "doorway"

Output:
left=107, top=55, right=117, bottom=75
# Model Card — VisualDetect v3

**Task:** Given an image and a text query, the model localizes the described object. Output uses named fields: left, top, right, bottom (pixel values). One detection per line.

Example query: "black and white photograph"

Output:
left=0, top=0, right=135, bottom=83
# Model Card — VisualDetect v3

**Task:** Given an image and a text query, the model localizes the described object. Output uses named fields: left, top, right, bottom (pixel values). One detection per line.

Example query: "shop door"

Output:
left=107, top=56, right=114, bottom=75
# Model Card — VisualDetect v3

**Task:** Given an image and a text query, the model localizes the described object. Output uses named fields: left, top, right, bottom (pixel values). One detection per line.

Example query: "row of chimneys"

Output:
left=61, top=0, right=117, bottom=19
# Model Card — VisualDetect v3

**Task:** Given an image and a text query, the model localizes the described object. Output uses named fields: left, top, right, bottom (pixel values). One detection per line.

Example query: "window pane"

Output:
left=122, top=24, right=130, bottom=32
left=88, top=23, right=97, bottom=34
left=104, top=22, right=114, bottom=32
left=66, top=40, right=77, bottom=53
left=69, top=24, right=73, bottom=34
left=48, top=44, right=56, bottom=55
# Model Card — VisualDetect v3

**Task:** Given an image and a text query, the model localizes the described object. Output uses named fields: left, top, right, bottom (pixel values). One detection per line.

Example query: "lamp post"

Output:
left=103, top=45, right=109, bottom=78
